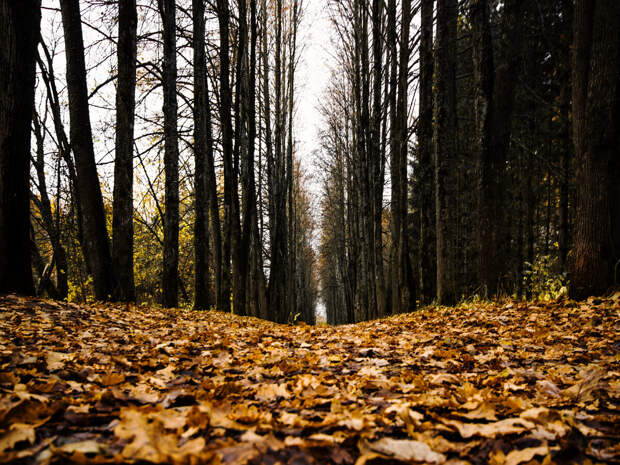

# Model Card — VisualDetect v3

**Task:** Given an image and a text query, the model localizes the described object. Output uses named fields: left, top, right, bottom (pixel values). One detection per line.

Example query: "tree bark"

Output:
left=418, top=0, right=435, bottom=305
left=434, top=0, right=458, bottom=305
left=113, top=0, right=137, bottom=302
left=159, top=0, right=179, bottom=308
left=193, top=0, right=213, bottom=309
left=0, top=0, right=39, bottom=295
left=60, top=0, right=115, bottom=301
left=570, top=0, right=620, bottom=299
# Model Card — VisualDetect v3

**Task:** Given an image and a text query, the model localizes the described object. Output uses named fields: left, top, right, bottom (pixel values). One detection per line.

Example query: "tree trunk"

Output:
left=60, top=0, right=115, bottom=301
left=434, top=0, right=458, bottom=305
left=193, top=0, right=213, bottom=309
left=418, top=0, right=435, bottom=306
left=396, top=0, right=415, bottom=312
left=0, top=0, right=39, bottom=295
left=371, top=0, right=386, bottom=317
left=570, top=0, right=620, bottom=299
left=112, top=0, right=137, bottom=302
left=159, top=0, right=179, bottom=308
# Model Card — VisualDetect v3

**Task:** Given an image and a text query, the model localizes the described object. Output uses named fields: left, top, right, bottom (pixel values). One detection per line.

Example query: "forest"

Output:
left=1, top=0, right=619, bottom=463
left=1, top=0, right=619, bottom=323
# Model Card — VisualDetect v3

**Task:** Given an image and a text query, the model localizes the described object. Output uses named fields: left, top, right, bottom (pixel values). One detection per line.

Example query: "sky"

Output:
left=290, top=0, right=334, bottom=197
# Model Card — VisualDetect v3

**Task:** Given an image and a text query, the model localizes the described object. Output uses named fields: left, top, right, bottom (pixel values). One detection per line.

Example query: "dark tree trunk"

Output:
left=193, top=0, right=213, bottom=309
left=396, top=0, right=415, bottom=312
left=112, top=0, right=137, bottom=302
left=0, top=0, right=39, bottom=295
left=159, top=0, right=179, bottom=308
left=434, top=0, right=458, bottom=305
left=269, top=0, right=288, bottom=323
left=371, top=0, right=386, bottom=317
left=217, top=0, right=234, bottom=313
left=387, top=0, right=399, bottom=314
left=60, top=0, right=115, bottom=301
left=418, top=0, right=435, bottom=306
left=471, top=0, right=495, bottom=297
left=570, top=0, right=620, bottom=299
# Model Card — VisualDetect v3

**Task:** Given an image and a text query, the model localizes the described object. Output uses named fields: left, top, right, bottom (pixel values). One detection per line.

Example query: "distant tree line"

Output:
left=0, top=0, right=317, bottom=324
left=318, top=0, right=620, bottom=324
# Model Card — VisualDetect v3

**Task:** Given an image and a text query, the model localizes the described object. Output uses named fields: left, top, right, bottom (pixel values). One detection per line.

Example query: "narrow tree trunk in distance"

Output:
left=435, top=0, right=458, bottom=305
left=113, top=0, right=137, bottom=302
left=0, top=0, right=39, bottom=295
left=570, top=0, right=620, bottom=299
left=159, top=0, right=179, bottom=308
left=32, top=112, right=69, bottom=298
left=60, top=0, right=115, bottom=301
left=193, top=0, right=213, bottom=309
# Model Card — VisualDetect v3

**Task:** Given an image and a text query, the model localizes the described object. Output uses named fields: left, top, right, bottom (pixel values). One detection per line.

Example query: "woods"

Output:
left=1, top=1, right=620, bottom=462
left=0, top=0, right=618, bottom=322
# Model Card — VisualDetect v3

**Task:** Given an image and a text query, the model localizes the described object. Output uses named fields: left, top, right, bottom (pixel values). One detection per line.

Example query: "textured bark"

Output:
left=269, top=0, right=288, bottom=323
left=232, top=0, right=247, bottom=316
left=387, top=0, right=399, bottom=314
left=217, top=0, right=235, bottom=313
left=371, top=0, right=386, bottom=317
left=471, top=0, right=495, bottom=297
left=0, top=0, right=39, bottom=295
left=418, top=0, right=435, bottom=305
left=395, top=0, right=415, bottom=312
left=569, top=0, right=620, bottom=299
left=60, top=0, right=115, bottom=301
left=112, top=0, right=137, bottom=302
left=434, top=0, right=458, bottom=305
left=193, top=0, right=213, bottom=310
left=159, top=0, right=179, bottom=308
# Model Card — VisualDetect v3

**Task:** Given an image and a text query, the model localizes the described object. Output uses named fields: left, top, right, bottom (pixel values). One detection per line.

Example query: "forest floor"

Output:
left=0, top=295, right=618, bottom=465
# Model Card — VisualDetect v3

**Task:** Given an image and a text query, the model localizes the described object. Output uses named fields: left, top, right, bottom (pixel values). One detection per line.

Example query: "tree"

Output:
left=434, top=0, right=458, bottom=305
left=193, top=0, right=213, bottom=310
left=417, top=0, right=435, bottom=305
left=570, top=0, right=620, bottom=299
left=60, top=0, right=115, bottom=301
left=112, top=0, right=138, bottom=302
left=0, top=0, right=40, bottom=295
left=159, top=0, right=180, bottom=308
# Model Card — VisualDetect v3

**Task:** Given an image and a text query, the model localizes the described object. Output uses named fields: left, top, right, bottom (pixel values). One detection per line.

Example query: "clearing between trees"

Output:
left=0, top=294, right=618, bottom=464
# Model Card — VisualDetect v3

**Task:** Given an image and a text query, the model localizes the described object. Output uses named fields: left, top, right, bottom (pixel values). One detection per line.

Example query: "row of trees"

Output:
left=0, top=0, right=317, bottom=323
left=318, top=0, right=620, bottom=324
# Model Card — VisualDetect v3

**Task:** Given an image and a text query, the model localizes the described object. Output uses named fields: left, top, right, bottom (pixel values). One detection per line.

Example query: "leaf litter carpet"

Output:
left=0, top=294, right=618, bottom=465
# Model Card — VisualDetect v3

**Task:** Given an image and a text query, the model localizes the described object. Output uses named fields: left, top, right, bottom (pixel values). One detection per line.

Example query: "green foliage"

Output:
left=523, top=255, right=568, bottom=300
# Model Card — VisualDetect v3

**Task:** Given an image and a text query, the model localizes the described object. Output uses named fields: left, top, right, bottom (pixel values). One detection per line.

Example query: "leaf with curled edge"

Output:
left=365, top=438, right=446, bottom=464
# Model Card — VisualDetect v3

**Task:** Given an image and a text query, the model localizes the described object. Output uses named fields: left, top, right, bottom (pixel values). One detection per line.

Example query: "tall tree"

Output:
left=112, top=0, right=138, bottom=302
left=475, top=0, right=523, bottom=297
left=417, top=0, right=435, bottom=305
left=395, top=0, right=415, bottom=312
left=434, top=0, right=458, bottom=305
left=0, top=0, right=40, bottom=295
left=193, top=0, right=213, bottom=309
left=269, top=0, right=289, bottom=323
left=570, top=0, right=620, bottom=299
left=60, top=0, right=115, bottom=301
left=159, top=0, right=180, bottom=308
left=217, top=0, right=235, bottom=312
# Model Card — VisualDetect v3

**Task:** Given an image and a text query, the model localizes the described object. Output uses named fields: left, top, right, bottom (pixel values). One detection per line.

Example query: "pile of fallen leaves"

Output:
left=0, top=294, right=618, bottom=465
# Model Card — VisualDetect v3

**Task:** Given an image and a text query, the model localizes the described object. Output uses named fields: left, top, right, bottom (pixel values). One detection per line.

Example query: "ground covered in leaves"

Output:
left=0, top=295, right=618, bottom=465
